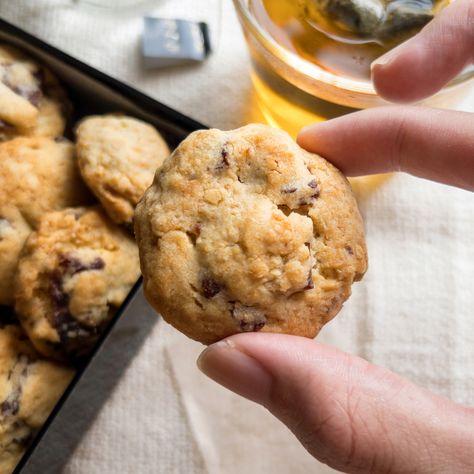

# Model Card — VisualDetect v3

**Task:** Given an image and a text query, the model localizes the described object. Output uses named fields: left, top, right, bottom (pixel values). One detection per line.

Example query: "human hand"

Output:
left=197, top=2, right=474, bottom=473
left=298, top=0, right=474, bottom=192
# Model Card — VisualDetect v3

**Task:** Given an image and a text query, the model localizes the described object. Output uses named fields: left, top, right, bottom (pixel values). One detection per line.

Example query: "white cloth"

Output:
left=1, top=1, right=473, bottom=473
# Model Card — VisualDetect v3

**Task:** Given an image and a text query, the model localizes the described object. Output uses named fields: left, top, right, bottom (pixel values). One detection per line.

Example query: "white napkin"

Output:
left=1, top=1, right=473, bottom=473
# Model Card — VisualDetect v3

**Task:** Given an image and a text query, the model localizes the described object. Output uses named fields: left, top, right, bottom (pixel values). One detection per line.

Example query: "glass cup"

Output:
left=233, top=0, right=474, bottom=137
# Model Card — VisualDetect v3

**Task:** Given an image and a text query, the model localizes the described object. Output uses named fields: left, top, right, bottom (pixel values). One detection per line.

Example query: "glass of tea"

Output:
left=233, top=0, right=474, bottom=136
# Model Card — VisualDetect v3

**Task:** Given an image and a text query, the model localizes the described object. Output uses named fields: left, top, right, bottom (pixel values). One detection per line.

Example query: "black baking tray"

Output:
left=0, top=17, right=207, bottom=473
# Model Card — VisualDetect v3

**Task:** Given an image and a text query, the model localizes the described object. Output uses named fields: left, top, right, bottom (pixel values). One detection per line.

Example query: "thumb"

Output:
left=198, top=333, right=474, bottom=474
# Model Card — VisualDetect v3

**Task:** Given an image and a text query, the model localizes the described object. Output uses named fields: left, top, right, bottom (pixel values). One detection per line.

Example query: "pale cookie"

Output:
left=0, top=136, right=91, bottom=228
left=134, top=124, right=368, bottom=344
left=0, top=324, right=73, bottom=474
left=0, top=44, right=69, bottom=141
left=0, top=207, right=32, bottom=306
left=76, top=115, right=170, bottom=225
left=14, top=207, right=141, bottom=360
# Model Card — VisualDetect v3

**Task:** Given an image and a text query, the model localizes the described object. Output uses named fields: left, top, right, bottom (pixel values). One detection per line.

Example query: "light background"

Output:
left=1, top=1, right=473, bottom=473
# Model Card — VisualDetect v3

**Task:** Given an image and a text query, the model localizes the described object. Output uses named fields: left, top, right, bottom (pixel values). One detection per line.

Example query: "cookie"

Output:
left=0, top=206, right=32, bottom=306
left=0, top=324, right=73, bottom=473
left=14, top=207, right=141, bottom=360
left=0, top=44, right=69, bottom=141
left=76, top=115, right=170, bottom=225
left=134, top=124, right=368, bottom=344
left=0, top=136, right=91, bottom=228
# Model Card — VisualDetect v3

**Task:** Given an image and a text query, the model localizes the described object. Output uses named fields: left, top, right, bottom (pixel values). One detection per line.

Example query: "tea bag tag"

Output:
left=142, top=17, right=211, bottom=68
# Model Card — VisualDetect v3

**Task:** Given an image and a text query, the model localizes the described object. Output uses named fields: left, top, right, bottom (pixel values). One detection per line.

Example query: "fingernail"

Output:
left=197, top=339, right=272, bottom=404
left=371, top=44, right=404, bottom=71
left=297, top=123, right=323, bottom=146
left=299, top=124, right=316, bottom=136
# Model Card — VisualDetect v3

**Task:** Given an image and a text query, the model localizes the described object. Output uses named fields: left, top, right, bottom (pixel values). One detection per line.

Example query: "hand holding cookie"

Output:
left=198, top=3, right=474, bottom=471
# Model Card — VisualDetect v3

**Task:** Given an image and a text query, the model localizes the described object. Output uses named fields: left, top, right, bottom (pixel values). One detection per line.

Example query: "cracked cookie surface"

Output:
left=0, top=324, right=73, bottom=473
left=14, top=207, right=140, bottom=361
left=76, top=115, right=170, bottom=225
left=134, top=124, right=367, bottom=344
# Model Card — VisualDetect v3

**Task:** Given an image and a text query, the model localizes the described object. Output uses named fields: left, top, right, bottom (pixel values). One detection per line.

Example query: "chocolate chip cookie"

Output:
left=76, top=115, right=170, bottom=225
left=134, top=124, right=368, bottom=344
left=0, top=45, right=69, bottom=141
left=14, top=207, right=140, bottom=360
left=0, top=324, right=73, bottom=473
left=0, top=136, right=91, bottom=228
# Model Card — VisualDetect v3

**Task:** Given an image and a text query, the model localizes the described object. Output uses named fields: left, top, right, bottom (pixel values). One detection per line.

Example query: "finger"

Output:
left=297, top=106, right=474, bottom=191
left=371, top=0, right=474, bottom=103
left=198, top=333, right=474, bottom=474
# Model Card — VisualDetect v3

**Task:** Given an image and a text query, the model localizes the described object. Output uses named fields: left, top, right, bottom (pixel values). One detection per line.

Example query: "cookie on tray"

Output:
left=0, top=44, right=70, bottom=141
left=14, top=207, right=140, bottom=360
left=0, top=206, right=32, bottom=307
left=0, top=136, right=92, bottom=228
left=76, top=115, right=170, bottom=226
left=0, top=324, right=73, bottom=474
left=134, top=124, right=368, bottom=344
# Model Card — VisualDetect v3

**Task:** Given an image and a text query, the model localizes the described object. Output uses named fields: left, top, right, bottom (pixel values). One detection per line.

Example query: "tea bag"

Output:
left=376, top=0, right=434, bottom=43
left=300, top=0, right=446, bottom=44
left=300, top=0, right=385, bottom=36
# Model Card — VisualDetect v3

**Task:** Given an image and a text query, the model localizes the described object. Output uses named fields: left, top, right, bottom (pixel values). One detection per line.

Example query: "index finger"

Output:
left=297, top=106, right=474, bottom=192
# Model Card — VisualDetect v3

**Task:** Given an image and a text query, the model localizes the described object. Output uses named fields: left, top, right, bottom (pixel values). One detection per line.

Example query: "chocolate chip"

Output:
left=1, top=399, right=19, bottom=416
left=50, top=274, right=68, bottom=309
left=54, top=310, right=96, bottom=345
left=27, top=89, right=42, bottom=107
left=231, top=303, right=266, bottom=332
left=345, top=245, right=354, bottom=255
left=307, top=179, right=320, bottom=199
left=0, top=119, right=14, bottom=130
left=215, top=145, right=230, bottom=171
left=50, top=277, right=98, bottom=351
left=303, top=270, right=314, bottom=290
left=58, top=253, right=105, bottom=275
left=281, top=185, right=297, bottom=194
left=201, top=277, right=222, bottom=299
left=54, top=136, right=68, bottom=143
left=1, top=66, right=42, bottom=106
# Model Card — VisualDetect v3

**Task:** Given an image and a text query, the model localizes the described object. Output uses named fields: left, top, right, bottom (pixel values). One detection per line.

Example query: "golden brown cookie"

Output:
left=0, top=136, right=91, bottom=228
left=0, top=44, right=69, bottom=141
left=134, top=124, right=368, bottom=344
left=0, top=324, right=73, bottom=473
left=76, top=115, right=170, bottom=225
left=14, top=207, right=140, bottom=360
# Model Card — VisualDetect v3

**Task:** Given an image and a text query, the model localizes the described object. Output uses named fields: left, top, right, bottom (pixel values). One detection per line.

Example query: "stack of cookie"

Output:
left=0, top=44, right=170, bottom=472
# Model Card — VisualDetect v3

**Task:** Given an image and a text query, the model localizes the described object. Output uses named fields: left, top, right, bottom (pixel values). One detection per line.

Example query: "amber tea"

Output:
left=240, top=0, right=451, bottom=135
